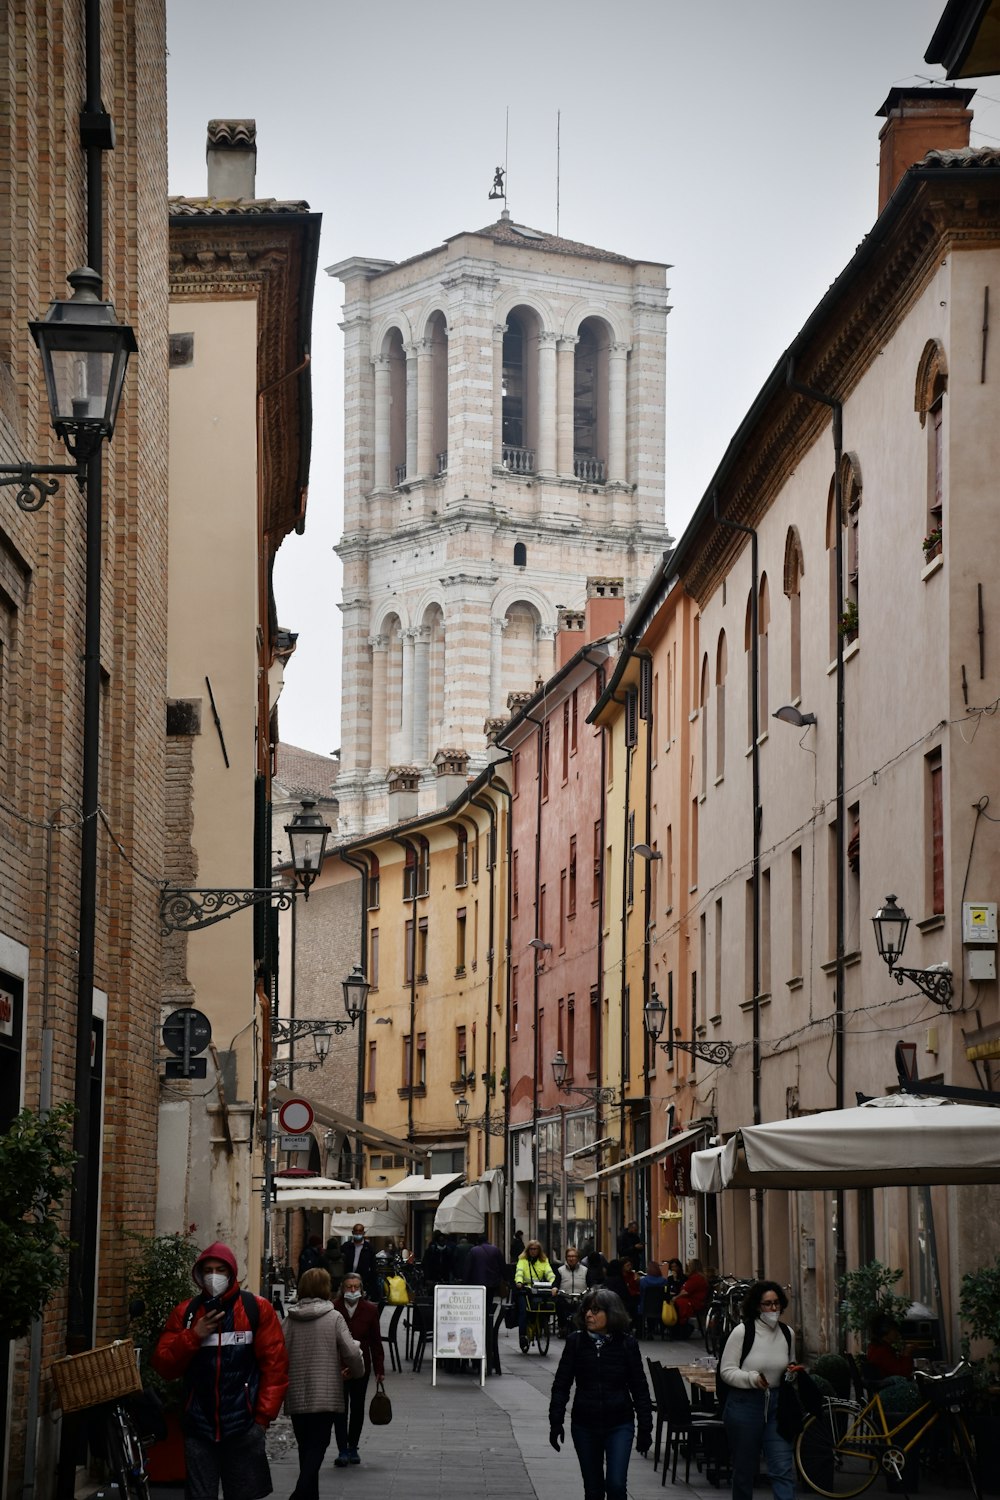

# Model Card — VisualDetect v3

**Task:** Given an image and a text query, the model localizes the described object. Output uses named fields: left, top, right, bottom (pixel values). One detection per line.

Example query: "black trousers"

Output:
left=333, top=1373, right=370, bottom=1453
left=289, top=1412, right=334, bottom=1500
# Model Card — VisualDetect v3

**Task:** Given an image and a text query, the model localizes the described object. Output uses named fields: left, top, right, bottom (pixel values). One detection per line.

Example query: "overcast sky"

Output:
left=167, top=0, right=996, bottom=758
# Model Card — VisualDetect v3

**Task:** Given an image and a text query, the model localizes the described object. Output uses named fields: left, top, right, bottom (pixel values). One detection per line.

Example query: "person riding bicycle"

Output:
left=153, top=1240, right=288, bottom=1500
left=556, top=1246, right=588, bottom=1334
left=514, top=1238, right=556, bottom=1352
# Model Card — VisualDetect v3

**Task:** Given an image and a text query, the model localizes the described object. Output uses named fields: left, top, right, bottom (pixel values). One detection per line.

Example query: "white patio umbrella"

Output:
left=690, top=1094, right=1000, bottom=1192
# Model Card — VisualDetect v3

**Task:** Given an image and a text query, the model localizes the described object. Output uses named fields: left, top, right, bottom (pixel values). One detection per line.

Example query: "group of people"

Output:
left=153, top=1238, right=385, bottom=1500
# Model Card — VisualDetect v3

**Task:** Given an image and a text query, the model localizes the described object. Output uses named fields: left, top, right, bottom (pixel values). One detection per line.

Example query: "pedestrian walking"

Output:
left=332, top=1271, right=386, bottom=1466
left=297, top=1234, right=323, bottom=1279
left=719, top=1280, right=798, bottom=1500
left=283, top=1267, right=365, bottom=1500
left=342, top=1221, right=379, bottom=1301
left=466, top=1235, right=506, bottom=1310
left=510, top=1226, right=525, bottom=1260
left=152, top=1241, right=288, bottom=1500
left=548, top=1287, right=652, bottom=1500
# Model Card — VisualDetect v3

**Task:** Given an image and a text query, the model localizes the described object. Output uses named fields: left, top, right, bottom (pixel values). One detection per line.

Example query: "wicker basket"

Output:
left=50, top=1339, right=142, bottom=1413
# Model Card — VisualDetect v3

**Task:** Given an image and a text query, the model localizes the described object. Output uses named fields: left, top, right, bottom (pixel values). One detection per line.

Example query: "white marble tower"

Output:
left=329, top=211, right=672, bottom=834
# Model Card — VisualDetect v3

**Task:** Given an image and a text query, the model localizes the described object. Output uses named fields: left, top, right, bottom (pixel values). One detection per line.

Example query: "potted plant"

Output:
left=839, top=599, right=859, bottom=642
left=125, top=1228, right=200, bottom=1482
left=959, top=1256, right=1000, bottom=1493
left=922, top=526, right=943, bottom=562
left=838, top=1259, right=910, bottom=1350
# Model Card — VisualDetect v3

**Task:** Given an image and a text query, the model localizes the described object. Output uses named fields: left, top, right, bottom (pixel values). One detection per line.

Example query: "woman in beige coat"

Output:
left=283, top=1267, right=365, bottom=1500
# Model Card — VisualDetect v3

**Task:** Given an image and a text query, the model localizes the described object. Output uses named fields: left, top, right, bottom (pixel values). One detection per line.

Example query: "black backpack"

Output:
left=716, top=1319, right=791, bottom=1413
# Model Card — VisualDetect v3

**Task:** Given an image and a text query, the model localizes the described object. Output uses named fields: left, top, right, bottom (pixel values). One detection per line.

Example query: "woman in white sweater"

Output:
left=719, top=1280, right=797, bottom=1500
left=283, top=1267, right=365, bottom=1500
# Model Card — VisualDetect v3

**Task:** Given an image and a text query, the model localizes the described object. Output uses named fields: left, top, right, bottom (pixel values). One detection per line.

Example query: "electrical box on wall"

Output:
left=967, top=949, right=997, bottom=982
left=963, top=902, right=998, bottom=944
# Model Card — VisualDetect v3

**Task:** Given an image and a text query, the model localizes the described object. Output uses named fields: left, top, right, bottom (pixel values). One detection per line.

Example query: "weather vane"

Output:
left=489, top=165, right=506, bottom=202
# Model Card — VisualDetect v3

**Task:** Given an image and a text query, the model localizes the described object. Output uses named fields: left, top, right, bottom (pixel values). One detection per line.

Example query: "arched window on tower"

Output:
left=915, top=339, right=948, bottom=558
left=423, top=604, right=446, bottom=761
left=573, top=318, right=610, bottom=483
left=385, top=327, right=407, bottom=486
left=783, top=527, right=804, bottom=702
left=502, top=307, right=539, bottom=473
left=502, top=600, right=542, bottom=699
left=384, top=614, right=403, bottom=764
left=513, top=541, right=527, bottom=567
left=427, top=310, right=449, bottom=475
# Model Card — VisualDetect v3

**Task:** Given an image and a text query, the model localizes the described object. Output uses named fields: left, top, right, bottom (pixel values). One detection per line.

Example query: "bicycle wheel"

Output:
left=705, top=1305, right=723, bottom=1356
left=105, top=1403, right=151, bottom=1500
left=948, top=1412, right=982, bottom=1500
left=535, top=1311, right=551, bottom=1356
left=796, top=1402, right=881, bottom=1499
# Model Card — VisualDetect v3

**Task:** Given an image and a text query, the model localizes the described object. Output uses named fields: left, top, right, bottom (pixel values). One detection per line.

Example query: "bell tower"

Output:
left=329, top=213, right=672, bottom=835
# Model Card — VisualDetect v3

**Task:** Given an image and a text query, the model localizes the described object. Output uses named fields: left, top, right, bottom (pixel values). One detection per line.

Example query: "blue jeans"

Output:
left=723, top=1388, right=796, bottom=1500
left=571, top=1421, right=635, bottom=1500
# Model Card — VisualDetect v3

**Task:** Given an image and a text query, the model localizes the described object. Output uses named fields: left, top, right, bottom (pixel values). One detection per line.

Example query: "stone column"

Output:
left=538, top=622, right=558, bottom=684
left=412, top=626, right=430, bottom=766
left=373, top=354, right=392, bottom=490
left=489, top=616, right=507, bottom=716
left=556, top=336, right=578, bottom=476
left=369, top=635, right=388, bottom=771
left=400, top=629, right=416, bottom=764
left=416, top=339, right=434, bottom=478
left=537, top=330, right=558, bottom=476
left=405, top=344, right=419, bottom=481
left=493, top=324, right=506, bottom=466
left=608, top=342, right=629, bottom=484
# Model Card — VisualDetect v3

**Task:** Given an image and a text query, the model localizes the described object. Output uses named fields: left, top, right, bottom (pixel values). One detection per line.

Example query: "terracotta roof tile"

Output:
left=921, top=145, right=1000, bottom=167
left=274, top=742, right=340, bottom=799
left=467, top=216, right=636, bottom=265
left=168, top=196, right=311, bottom=216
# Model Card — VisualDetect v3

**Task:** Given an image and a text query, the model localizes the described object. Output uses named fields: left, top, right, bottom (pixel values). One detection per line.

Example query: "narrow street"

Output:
left=124, top=1322, right=965, bottom=1500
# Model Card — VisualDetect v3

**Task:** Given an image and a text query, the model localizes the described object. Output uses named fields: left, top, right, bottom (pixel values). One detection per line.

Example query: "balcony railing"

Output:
left=437, top=451, right=448, bottom=474
left=395, top=463, right=407, bottom=486
left=574, top=454, right=606, bottom=483
left=502, top=444, right=535, bottom=474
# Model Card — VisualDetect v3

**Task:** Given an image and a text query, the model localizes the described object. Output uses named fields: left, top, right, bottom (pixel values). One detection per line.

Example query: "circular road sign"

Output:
left=278, top=1097, right=314, bottom=1134
left=161, top=1008, right=212, bottom=1057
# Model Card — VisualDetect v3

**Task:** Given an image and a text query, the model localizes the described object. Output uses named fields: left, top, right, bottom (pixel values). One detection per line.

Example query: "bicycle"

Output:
left=520, top=1282, right=557, bottom=1356
left=704, top=1275, right=753, bottom=1356
left=795, top=1359, right=981, bottom=1500
left=52, top=1301, right=155, bottom=1500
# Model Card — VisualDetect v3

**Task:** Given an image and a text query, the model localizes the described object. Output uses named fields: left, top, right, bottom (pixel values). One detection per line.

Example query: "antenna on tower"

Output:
left=556, top=109, right=561, bottom=236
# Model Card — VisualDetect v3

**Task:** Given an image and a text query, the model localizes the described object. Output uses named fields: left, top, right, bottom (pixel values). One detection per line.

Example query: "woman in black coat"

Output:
left=548, top=1288, right=653, bottom=1500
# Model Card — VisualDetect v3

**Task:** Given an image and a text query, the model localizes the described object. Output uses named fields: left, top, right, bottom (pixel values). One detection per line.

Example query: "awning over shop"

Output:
left=584, top=1124, right=710, bottom=1183
left=386, top=1171, right=464, bottom=1203
left=433, top=1184, right=485, bottom=1234
left=478, top=1166, right=504, bottom=1214
left=327, top=1205, right=407, bottom=1238
left=274, top=1186, right=390, bottom=1212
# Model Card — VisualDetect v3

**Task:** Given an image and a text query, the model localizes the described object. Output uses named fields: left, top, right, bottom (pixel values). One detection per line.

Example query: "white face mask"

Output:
left=344, top=1290, right=362, bottom=1304
left=761, top=1309, right=780, bottom=1329
left=203, top=1271, right=229, bottom=1298
left=353, top=1234, right=364, bottom=1243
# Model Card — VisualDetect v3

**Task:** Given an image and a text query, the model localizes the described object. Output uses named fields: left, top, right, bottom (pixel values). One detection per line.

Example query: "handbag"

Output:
left=385, top=1275, right=409, bottom=1306
left=368, top=1378, right=392, bottom=1425
left=661, top=1299, right=678, bottom=1327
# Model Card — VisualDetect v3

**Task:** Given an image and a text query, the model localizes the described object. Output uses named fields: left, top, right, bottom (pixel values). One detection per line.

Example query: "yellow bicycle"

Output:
left=795, top=1360, right=981, bottom=1500
left=519, top=1283, right=556, bottom=1356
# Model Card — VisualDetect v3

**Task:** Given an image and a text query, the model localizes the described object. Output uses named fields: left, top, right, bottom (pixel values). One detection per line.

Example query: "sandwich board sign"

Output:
left=432, top=1283, right=487, bottom=1387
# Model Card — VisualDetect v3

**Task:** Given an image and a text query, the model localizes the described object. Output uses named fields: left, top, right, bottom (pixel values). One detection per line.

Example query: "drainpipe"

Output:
left=392, top=838, right=419, bottom=1142
left=713, top=493, right=764, bottom=1277
left=786, top=359, right=847, bottom=1305
left=482, top=762, right=513, bottom=1243
left=339, top=850, right=370, bottom=1171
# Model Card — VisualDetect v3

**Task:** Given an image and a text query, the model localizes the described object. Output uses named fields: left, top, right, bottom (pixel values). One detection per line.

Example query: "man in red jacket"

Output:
left=153, top=1241, right=288, bottom=1499
left=332, top=1272, right=385, bottom=1466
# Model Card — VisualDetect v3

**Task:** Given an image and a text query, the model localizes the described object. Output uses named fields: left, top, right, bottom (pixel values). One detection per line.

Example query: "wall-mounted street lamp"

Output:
left=773, top=705, right=817, bottom=728
left=872, top=894, right=954, bottom=1009
left=643, top=990, right=735, bottom=1067
left=0, top=268, right=136, bottom=510
left=633, top=843, right=662, bottom=861
left=269, top=967, right=370, bottom=1077
left=455, top=1094, right=506, bottom=1135
left=550, top=1049, right=621, bottom=1105
left=160, top=799, right=332, bottom=933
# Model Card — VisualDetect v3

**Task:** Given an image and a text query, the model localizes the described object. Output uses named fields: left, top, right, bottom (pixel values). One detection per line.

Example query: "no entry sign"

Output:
left=277, top=1097, right=314, bottom=1134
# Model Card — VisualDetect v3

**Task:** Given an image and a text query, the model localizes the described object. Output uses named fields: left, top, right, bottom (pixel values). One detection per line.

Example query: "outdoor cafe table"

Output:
left=677, top=1363, right=718, bottom=1407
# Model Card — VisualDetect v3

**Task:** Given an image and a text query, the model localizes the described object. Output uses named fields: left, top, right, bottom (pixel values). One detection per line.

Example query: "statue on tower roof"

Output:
left=489, top=166, right=505, bottom=201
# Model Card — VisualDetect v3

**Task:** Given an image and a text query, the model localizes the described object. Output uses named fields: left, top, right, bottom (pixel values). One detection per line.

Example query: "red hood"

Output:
left=192, top=1241, right=240, bottom=1295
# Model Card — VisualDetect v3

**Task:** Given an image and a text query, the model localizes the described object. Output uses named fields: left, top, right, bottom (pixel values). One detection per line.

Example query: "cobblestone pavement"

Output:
left=110, top=1320, right=975, bottom=1500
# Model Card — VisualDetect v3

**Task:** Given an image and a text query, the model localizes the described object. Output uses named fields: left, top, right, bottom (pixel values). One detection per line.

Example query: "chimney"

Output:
left=876, top=87, right=974, bottom=214
left=206, top=119, right=257, bottom=201
left=584, top=577, right=625, bottom=642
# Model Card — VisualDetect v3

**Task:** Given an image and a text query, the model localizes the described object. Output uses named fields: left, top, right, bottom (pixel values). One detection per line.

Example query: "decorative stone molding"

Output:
left=368, top=634, right=388, bottom=651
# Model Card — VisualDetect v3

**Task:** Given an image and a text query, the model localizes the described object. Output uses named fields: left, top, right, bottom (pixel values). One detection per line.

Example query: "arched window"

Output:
left=385, top=327, right=407, bottom=486
left=758, top=574, right=770, bottom=728
left=745, top=592, right=754, bottom=748
left=384, top=614, right=404, bottom=763
left=502, top=307, right=540, bottom=471
left=915, top=338, right=948, bottom=555
left=513, top=541, right=527, bottom=567
left=455, top=826, right=468, bottom=887
left=573, top=317, right=611, bottom=482
left=783, top=527, right=804, bottom=701
left=502, top=600, right=542, bottom=699
left=715, top=631, right=727, bottom=782
left=427, top=310, right=449, bottom=475
left=826, top=456, right=861, bottom=654
left=422, top=603, right=445, bottom=762
left=416, top=836, right=430, bottom=897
